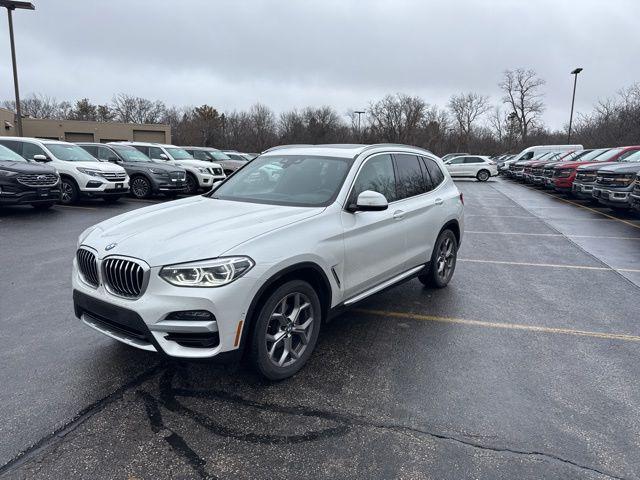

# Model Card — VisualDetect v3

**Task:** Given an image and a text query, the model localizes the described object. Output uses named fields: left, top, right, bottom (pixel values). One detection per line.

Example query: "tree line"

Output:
left=3, top=69, right=639, bottom=155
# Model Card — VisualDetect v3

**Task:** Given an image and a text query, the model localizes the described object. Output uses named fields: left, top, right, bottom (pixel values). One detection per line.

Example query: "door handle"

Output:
left=392, top=210, right=405, bottom=220
left=435, top=198, right=444, bottom=206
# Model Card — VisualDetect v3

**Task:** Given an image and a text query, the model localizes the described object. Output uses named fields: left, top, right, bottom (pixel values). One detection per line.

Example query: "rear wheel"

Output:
left=185, top=173, right=199, bottom=195
left=476, top=169, right=490, bottom=182
left=130, top=176, right=152, bottom=199
left=418, top=229, right=458, bottom=288
left=31, top=202, right=55, bottom=210
left=249, top=280, right=321, bottom=380
left=59, top=178, right=79, bottom=205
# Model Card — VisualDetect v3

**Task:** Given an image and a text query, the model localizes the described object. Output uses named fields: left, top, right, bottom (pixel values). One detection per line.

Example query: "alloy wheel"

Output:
left=478, top=170, right=489, bottom=181
left=436, top=236, right=456, bottom=281
left=60, top=181, right=74, bottom=204
left=265, top=292, right=314, bottom=368
left=131, top=177, right=150, bottom=198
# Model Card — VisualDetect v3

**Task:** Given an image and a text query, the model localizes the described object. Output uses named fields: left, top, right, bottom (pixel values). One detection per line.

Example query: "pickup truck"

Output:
left=593, top=162, right=640, bottom=210
left=573, top=148, right=640, bottom=200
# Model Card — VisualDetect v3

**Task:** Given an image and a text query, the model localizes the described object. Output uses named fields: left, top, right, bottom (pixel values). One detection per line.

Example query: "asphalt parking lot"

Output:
left=1, top=179, right=639, bottom=480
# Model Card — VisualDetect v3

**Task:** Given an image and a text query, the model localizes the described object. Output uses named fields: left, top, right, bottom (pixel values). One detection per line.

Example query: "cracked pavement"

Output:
left=1, top=180, right=639, bottom=479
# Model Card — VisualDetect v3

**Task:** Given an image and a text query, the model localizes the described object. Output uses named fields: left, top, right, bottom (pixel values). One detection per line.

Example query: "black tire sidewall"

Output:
left=131, top=176, right=151, bottom=199
left=477, top=170, right=490, bottom=182
left=250, top=280, right=322, bottom=381
left=186, top=173, right=199, bottom=194
left=421, top=229, right=458, bottom=288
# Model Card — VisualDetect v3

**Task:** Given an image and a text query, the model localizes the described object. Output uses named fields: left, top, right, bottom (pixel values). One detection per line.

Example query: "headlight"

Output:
left=556, top=169, right=573, bottom=178
left=77, top=168, right=104, bottom=178
left=197, top=167, right=208, bottom=174
left=159, top=256, right=254, bottom=287
left=148, top=168, right=168, bottom=175
left=0, top=169, right=18, bottom=177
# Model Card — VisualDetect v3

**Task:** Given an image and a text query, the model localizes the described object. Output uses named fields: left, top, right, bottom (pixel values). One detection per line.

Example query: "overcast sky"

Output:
left=1, top=0, right=638, bottom=129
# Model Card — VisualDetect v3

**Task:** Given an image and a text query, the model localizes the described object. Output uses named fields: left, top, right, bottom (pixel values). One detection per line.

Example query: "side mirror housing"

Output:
left=351, top=190, right=388, bottom=212
left=33, top=154, right=50, bottom=162
left=212, top=180, right=223, bottom=189
left=159, top=153, right=169, bottom=160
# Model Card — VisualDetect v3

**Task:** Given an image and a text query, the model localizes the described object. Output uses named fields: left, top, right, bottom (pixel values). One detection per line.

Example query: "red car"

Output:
left=552, top=146, right=640, bottom=192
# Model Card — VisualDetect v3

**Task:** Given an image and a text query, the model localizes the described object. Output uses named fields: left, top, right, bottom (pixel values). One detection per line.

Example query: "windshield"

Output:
left=226, top=153, right=248, bottom=161
left=165, top=147, right=193, bottom=160
left=619, top=150, right=640, bottom=162
left=111, top=145, right=151, bottom=162
left=595, top=148, right=624, bottom=162
left=207, top=150, right=232, bottom=161
left=577, top=148, right=610, bottom=162
left=211, top=155, right=351, bottom=207
left=45, top=143, right=97, bottom=162
left=0, top=144, right=27, bottom=162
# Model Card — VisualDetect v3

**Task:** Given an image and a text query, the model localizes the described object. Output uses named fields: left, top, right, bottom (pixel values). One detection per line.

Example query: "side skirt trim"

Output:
left=343, top=265, right=425, bottom=306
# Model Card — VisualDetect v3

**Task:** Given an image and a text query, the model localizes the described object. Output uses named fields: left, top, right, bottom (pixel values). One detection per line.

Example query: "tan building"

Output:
left=0, top=107, right=171, bottom=143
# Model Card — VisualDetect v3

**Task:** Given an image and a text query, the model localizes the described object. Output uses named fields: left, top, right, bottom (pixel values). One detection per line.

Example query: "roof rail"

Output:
left=358, top=143, right=435, bottom=156
left=262, top=144, right=315, bottom=153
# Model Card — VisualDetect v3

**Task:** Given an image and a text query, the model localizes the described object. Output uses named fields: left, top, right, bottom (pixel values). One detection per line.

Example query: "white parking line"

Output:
left=465, top=214, right=620, bottom=221
left=466, top=231, right=640, bottom=241
left=459, top=258, right=640, bottom=273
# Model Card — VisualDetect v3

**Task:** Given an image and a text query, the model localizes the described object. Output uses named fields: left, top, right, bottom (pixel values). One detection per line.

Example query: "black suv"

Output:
left=77, top=143, right=187, bottom=199
left=0, top=144, right=60, bottom=209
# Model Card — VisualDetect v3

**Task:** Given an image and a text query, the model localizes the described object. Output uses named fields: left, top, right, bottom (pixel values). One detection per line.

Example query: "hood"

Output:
left=172, top=159, right=215, bottom=169
left=599, top=163, right=640, bottom=174
left=72, top=161, right=126, bottom=172
left=576, top=162, right=617, bottom=172
left=125, top=160, right=182, bottom=173
left=83, top=196, right=324, bottom=266
left=0, top=160, right=57, bottom=174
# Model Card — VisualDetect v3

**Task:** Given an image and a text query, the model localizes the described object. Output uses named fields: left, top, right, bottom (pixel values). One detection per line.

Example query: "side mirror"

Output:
left=352, top=190, right=388, bottom=212
left=33, top=154, right=51, bottom=162
left=159, top=153, right=169, bottom=160
left=212, top=180, right=223, bottom=189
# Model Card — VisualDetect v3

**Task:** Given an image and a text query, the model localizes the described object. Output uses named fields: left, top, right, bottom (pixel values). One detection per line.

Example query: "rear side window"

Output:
left=448, top=157, right=465, bottom=165
left=192, top=150, right=209, bottom=161
left=521, top=152, right=534, bottom=160
left=464, top=157, right=484, bottom=164
left=350, top=154, right=397, bottom=204
left=421, top=157, right=445, bottom=188
left=394, top=154, right=426, bottom=200
left=22, top=142, right=47, bottom=160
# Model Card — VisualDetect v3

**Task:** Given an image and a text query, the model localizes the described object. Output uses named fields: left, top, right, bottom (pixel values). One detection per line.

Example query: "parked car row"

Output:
left=0, top=136, right=255, bottom=209
left=503, top=143, right=640, bottom=214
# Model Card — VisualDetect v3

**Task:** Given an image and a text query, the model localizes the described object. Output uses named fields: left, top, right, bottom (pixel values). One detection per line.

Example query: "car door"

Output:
left=393, top=154, right=444, bottom=269
left=463, top=156, right=484, bottom=175
left=340, top=153, right=407, bottom=299
left=445, top=156, right=466, bottom=176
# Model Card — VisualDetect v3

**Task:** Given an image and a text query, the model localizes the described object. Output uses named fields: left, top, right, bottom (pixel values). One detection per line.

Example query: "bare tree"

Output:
left=2, top=93, right=65, bottom=119
left=69, top=98, right=97, bottom=121
left=499, top=69, right=545, bottom=143
left=368, top=94, right=426, bottom=144
left=448, top=92, right=490, bottom=142
left=111, top=93, right=166, bottom=124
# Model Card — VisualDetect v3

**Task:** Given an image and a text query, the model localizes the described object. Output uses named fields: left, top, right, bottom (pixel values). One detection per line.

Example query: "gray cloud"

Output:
left=1, top=0, right=638, bottom=129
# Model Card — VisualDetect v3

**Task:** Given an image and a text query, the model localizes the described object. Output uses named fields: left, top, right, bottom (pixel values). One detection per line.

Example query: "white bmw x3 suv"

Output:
left=73, top=144, right=464, bottom=379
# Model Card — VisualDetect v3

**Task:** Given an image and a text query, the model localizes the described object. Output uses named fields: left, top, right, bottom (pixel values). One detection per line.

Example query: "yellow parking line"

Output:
left=355, top=309, right=640, bottom=343
left=458, top=258, right=640, bottom=273
left=466, top=230, right=640, bottom=241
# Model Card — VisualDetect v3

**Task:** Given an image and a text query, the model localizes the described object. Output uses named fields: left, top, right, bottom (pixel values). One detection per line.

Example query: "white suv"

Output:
left=119, top=142, right=225, bottom=194
left=73, top=144, right=464, bottom=379
left=443, top=155, right=498, bottom=181
left=0, top=137, right=129, bottom=204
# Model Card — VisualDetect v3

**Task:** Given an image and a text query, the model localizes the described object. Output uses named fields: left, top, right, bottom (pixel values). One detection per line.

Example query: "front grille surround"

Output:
left=16, top=173, right=59, bottom=187
left=101, top=172, right=127, bottom=181
left=102, top=256, right=150, bottom=299
left=77, top=248, right=99, bottom=288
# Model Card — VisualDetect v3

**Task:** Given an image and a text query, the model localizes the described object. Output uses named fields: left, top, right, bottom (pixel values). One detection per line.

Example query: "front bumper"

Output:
left=194, top=172, right=224, bottom=189
left=630, top=193, right=640, bottom=211
left=0, top=182, right=61, bottom=205
left=596, top=187, right=633, bottom=208
left=72, top=259, right=259, bottom=359
left=572, top=182, right=596, bottom=199
left=79, top=175, right=130, bottom=197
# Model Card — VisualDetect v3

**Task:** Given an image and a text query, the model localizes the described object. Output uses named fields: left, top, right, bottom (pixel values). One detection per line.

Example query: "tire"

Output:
left=249, top=280, right=322, bottom=380
left=130, top=176, right=152, bottom=199
left=103, top=196, right=122, bottom=204
left=185, top=173, right=199, bottom=195
left=59, top=177, right=79, bottom=205
left=418, top=229, right=458, bottom=288
left=476, top=169, right=490, bottom=182
left=31, top=202, right=55, bottom=210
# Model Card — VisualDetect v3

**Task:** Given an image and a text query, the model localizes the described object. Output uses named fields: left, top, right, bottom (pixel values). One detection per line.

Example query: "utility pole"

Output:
left=354, top=110, right=365, bottom=140
left=567, top=67, right=583, bottom=143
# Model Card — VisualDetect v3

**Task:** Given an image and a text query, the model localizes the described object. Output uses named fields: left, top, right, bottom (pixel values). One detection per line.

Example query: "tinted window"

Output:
left=148, top=146, right=164, bottom=159
left=448, top=157, right=465, bottom=165
left=134, top=145, right=150, bottom=156
left=0, top=140, right=22, bottom=155
left=192, top=150, right=209, bottom=161
left=22, top=142, right=47, bottom=160
left=521, top=152, right=534, bottom=160
left=422, top=157, right=445, bottom=188
left=464, top=157, right=484, bottom=164
left=80, top=145, right=98, bottom=157
left=394, top=154, right=425, bottom=200
left=97, top=146, right=119, bottom=162
left=350, top=154, right=397, bottom=204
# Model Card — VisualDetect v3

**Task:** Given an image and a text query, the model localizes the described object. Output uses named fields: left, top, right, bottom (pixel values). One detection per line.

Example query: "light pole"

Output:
left=567, top=67, right=583, bottom=143
left=1, top=1, right=35, bottom=137
left=354, top=110, right=365, bottom=140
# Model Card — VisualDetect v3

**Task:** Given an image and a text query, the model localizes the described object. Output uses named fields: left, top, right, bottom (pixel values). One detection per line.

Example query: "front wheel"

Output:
left=59, top=178, right=79, bottom=205
left=476, top=169, right=490, bottom=182
left=249, top=280, right=321, bottom=380
left=418, top=229, right=458, bottom=288
left=130, top=176, right=152, bottom=199
left=185, top=173, right=199, bottom=195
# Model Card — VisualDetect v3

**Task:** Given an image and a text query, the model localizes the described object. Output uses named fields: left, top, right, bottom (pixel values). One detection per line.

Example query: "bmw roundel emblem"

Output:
left=105, top=243, right=117, bottom=251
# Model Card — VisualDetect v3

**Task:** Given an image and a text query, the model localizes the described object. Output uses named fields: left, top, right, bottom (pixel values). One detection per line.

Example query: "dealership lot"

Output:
left=1, top=179, right=639, bottom=479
